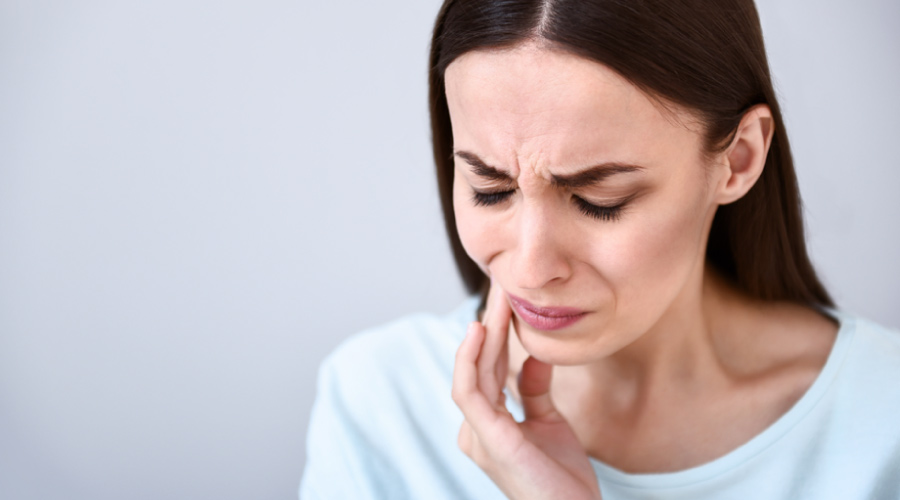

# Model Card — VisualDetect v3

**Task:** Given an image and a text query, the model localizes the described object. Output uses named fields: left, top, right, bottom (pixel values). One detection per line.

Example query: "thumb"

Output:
left=517, top=356, right=558, bottom=421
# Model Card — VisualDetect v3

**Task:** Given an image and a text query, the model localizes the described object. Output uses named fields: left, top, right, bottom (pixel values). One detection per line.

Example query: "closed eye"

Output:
left=472, top=189, right=514, bottom=207
left=472, top=189, right=628, bottom=222
left=573, top=196, right=625, bottom=221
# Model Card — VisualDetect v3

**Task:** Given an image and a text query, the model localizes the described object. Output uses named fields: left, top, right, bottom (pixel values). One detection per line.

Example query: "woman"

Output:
left=301, top=1, right=900, bottom=498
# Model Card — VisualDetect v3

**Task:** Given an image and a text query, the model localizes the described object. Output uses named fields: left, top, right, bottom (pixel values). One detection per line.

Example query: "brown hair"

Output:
left=429, top=0, right=833, bottom=309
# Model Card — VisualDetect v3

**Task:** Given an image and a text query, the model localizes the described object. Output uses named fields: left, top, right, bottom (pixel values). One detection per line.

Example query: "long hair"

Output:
left=429, top=0, right=833, bottom=308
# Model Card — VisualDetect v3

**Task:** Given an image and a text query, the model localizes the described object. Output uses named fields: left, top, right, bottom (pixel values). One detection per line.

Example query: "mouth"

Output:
left=507, top=293, right=587, bottom=331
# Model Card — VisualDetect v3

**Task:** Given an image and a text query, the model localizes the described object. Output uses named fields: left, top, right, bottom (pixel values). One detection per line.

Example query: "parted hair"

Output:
left=428, top=0, right=833, bottom=309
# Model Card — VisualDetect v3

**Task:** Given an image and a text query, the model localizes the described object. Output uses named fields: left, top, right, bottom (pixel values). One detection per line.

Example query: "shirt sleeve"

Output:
left=299, top=351, right=410, bottom=500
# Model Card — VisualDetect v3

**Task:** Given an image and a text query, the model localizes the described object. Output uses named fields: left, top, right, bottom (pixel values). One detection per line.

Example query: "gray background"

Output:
left=0, top=1, right=897, bottom=499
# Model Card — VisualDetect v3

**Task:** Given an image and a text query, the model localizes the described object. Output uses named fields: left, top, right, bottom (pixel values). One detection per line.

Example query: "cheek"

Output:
left=593, top=190, right=711, bottom=310
left=452, top=173, right=498, bottom=273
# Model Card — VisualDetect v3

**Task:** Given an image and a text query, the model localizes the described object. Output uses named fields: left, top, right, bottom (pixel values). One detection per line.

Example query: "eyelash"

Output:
left=573, top=196, right=624, bottom=222
left=472, top=190, right=514, bottom=207
left=472, top=190, right=625, bottom=222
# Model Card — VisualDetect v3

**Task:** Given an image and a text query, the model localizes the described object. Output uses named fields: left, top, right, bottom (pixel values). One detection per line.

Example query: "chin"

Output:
left=513, top=313, right=640, bottom=366
left=514, top=320, right=603, bottom=366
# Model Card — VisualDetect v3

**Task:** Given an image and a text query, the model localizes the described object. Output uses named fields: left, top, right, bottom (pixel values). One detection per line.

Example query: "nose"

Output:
left=508, top=200, right=573, bottom=290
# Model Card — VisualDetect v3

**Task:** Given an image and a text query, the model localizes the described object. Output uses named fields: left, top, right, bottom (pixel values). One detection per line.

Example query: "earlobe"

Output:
left=716, top=104, right=775, bottom=205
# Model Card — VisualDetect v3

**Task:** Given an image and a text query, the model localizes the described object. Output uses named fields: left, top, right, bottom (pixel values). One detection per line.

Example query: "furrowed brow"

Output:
left=454, top=151, right=512, bottom=182
left=551, top=164, right=644, bottom=188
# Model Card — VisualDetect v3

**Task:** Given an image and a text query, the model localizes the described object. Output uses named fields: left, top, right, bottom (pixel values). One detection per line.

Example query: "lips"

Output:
left=507, top=293, right=587, bottom=331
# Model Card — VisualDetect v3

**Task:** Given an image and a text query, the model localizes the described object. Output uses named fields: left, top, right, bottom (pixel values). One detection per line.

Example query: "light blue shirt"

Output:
left=300, top=298, right=900, bottom=499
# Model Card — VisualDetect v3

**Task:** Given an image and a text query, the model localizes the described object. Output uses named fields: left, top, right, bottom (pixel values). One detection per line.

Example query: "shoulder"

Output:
left=800, top=313, right=900, bottom=490
left=815, top=312, right=900, bottom=446
left=837, top=312, right=900, bottom=381
left=301, top=297, right=497, bottom=499
left=310, top=297, right=481, bottom=437
left=320, top=297, right=478, bottom=392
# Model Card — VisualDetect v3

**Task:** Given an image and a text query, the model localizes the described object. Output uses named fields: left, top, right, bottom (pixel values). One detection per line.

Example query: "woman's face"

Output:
left=445, top=45, right=728, bottom=365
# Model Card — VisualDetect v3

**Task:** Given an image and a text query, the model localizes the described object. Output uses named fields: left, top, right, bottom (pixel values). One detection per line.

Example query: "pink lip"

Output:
left=507, top=293, right=587, bottom=331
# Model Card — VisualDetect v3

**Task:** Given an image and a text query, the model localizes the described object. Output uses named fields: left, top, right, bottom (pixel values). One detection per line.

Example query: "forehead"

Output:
left=444, top=45, right=701, bottom=171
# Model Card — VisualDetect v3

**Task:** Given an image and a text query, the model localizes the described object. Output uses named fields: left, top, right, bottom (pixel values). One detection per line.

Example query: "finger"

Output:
left=490, top=286, right=512, bottom=409
left=453, top=322, right=484, bottom=397
left=478, top=282, right=512, bottom=403
left=478, top=282, right=508, bottom=372
left=485, top=280, right=513, bottom=340
left=518, top=355, right=559, bottom=421
left=492, top=333, right=509, bottom=409
left=479, top=331, right=509, bottom=410
left=457, top=420, right=473, bottom=455
left=452, top=322, right=507, bottom=432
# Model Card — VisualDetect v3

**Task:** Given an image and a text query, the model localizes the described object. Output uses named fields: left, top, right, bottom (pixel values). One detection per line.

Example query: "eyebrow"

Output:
left=454, top=150, right=644, bottom=188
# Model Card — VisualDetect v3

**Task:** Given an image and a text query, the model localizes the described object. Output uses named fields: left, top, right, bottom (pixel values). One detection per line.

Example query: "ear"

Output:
left=714, top=104, right=775, bottom=205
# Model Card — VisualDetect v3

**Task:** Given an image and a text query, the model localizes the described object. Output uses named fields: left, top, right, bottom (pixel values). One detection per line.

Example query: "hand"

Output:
left=451, top=281, right=601, bottom=500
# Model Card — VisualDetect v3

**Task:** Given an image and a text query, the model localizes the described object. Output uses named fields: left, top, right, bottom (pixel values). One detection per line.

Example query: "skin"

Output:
left=447, top=43, right=838, bottom=499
